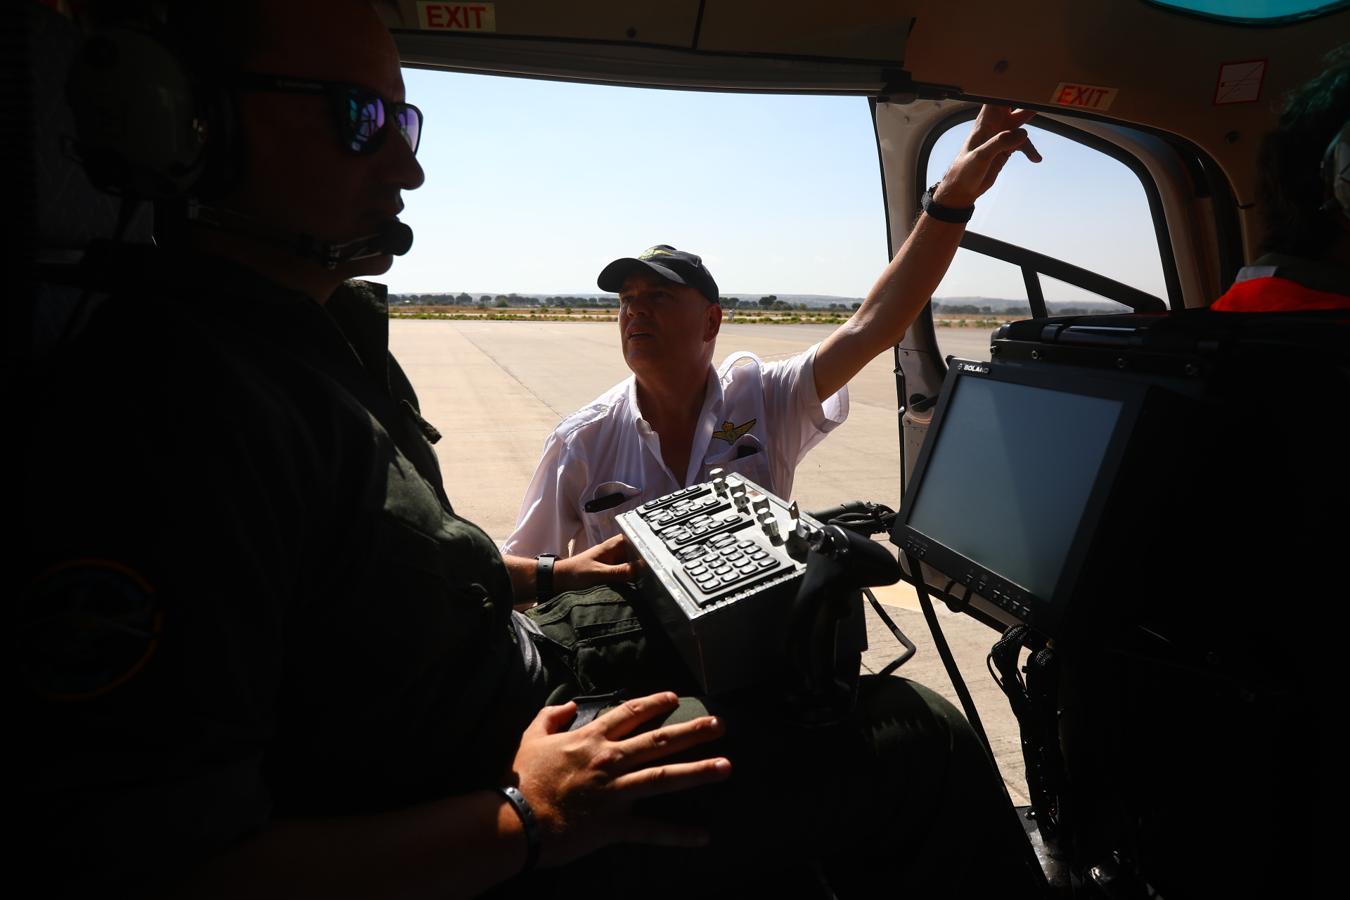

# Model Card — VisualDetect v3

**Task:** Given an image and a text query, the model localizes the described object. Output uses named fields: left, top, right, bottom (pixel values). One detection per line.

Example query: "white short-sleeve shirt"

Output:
left=502, top=343, right=849, bottom=557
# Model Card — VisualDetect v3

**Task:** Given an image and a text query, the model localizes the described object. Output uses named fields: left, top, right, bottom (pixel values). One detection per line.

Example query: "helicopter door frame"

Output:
left=870, top=98, right=1242, bottom=503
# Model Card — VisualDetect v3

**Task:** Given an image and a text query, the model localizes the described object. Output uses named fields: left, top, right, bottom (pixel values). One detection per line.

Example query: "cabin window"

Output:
left=920, top=118, right=1169, bottom=363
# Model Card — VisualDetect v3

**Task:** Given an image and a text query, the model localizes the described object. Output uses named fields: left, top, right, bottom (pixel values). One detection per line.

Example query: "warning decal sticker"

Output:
left=417, top=2, right=496, bottom=32
left=1050, top=83, right=1118, bottom=112
left=1214, top=60, right=1265, bottom=105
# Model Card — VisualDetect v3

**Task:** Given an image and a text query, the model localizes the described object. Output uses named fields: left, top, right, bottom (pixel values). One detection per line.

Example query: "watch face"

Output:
left=536, top=554, right=557, bottom=599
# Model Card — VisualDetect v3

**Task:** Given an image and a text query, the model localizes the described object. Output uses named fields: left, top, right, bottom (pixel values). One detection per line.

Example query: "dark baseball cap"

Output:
left=597, top=244, right=720, bottom=304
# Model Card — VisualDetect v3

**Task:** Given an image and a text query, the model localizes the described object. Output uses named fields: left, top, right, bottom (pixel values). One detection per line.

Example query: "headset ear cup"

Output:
left=66, top=28, right=209, bottom=199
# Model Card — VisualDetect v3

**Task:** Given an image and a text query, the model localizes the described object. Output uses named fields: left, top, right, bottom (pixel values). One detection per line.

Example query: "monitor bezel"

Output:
left=891, top=358, right=1151, bottom=635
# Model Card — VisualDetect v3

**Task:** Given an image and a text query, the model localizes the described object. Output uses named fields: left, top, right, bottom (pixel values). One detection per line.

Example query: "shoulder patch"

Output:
left=18, top=560, right=162, bottom=701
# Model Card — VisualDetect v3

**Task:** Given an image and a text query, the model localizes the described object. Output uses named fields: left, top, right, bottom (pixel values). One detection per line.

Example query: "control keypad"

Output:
left=680, top=535, right=781, bottom=604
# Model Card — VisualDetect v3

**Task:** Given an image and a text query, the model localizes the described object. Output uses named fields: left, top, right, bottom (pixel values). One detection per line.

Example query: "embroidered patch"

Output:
left=713, top=419, right=756, bottom=444
left=17, top=560, right=162, bottom=701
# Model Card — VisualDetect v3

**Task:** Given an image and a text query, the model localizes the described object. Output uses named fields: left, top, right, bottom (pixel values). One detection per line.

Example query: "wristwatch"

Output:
left=921, top=181, right=975, bottom=224
left=535, top=553, right=558, bottom=603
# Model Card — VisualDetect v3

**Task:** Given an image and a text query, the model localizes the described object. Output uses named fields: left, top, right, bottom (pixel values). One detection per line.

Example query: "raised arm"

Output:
left=813, top=105, right=1042, bottom=401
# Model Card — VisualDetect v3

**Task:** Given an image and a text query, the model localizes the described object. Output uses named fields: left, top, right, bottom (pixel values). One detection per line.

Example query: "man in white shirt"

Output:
left=502, top=106, right=1041, bottom=602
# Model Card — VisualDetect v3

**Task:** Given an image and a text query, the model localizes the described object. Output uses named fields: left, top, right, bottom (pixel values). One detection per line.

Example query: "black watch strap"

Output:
left=535, top=553, right=558, bottom=602
left=921, top=181, right=975, bottom=224
left=497, top=785, right=542, bottom=873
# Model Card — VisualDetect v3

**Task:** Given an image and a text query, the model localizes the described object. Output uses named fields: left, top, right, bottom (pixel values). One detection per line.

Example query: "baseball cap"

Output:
left=597, top=244, right=720, bottom=304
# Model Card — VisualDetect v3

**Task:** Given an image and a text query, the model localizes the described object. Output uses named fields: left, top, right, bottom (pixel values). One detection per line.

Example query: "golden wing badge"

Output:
left=712, top=419, right=756, bottom=444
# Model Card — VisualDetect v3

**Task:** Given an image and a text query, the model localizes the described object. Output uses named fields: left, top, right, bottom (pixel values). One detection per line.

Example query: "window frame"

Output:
left=913, top=107, right=1184, bottom=313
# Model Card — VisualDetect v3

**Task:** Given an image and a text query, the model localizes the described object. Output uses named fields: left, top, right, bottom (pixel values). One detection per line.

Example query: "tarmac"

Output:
left=391, top=320, right=1031, bottom=804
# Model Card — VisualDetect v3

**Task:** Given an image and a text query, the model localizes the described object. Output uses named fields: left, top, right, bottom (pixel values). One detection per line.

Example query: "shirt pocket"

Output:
left=704, top=434, right=774, bottom=490
left=579, top=481, right=644, bottom=550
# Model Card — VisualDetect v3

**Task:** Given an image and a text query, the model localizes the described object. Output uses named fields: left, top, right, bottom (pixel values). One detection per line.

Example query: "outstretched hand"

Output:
left=554, top=533, right=641, bottom=593
left=935, top=105, right=1042, bottom=209
left=507, top=692, right=731, bottom=867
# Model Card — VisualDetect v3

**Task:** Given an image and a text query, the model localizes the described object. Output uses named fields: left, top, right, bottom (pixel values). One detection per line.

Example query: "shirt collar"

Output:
left=626, top=365, right=724, bottom=428
left=626, top=366, right=724, bottom=485
left=686, top=365, right=725, bottom=484
left=151, top=249, right=393, bottom=387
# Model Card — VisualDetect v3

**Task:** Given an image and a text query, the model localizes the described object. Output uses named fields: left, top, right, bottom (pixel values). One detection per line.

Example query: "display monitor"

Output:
left=891, top=359, right=1148, bottom=634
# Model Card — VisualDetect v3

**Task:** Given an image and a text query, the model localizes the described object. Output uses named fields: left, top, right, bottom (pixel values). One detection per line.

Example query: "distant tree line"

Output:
left=391, top=292, right=865, bottom=312
left=390, top=293, right=622, bottom=309
left=931, top=300, right=1116, bottom=317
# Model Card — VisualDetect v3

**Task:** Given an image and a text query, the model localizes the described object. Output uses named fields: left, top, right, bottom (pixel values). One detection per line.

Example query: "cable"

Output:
left=863, top=587, right=917, bottom=677
left=908, top=555, right=1052, bottom=892
left=904, top=553, right=995, bottom=755
left=989, top=623, right=1030, bottom=703
left=814, top=504, right=912, bottom=677
left=808, top=502, right=897, bottom=536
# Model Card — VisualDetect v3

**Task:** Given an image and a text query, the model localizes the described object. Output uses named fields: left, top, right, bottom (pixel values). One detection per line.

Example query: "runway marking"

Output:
left=451, top=323, right=567, bottom=418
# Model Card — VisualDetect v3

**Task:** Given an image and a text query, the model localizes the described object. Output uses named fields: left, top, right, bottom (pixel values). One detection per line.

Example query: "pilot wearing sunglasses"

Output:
left=22, top=1, right=1041, bottom=897
left=182, top=27, right=424, bottom=285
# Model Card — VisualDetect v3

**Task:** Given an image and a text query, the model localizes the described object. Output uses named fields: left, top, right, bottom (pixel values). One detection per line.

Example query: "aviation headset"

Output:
left=1322, top=119, right=1350, bottom=219
left=66, top=25, right=237, bottom=201
left=65, top=21, right=412, bottom=266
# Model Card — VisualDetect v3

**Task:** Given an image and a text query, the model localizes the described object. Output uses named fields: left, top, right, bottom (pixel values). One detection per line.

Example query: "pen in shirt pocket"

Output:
left=584, top=492, right=630, bottom=513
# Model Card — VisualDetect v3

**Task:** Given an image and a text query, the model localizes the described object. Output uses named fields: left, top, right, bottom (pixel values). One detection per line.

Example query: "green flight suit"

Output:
left=19, top=249, right=1036, bottom=898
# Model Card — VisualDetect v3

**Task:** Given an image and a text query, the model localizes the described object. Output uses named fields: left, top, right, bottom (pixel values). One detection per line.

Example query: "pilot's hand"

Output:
left=935, top=104, right=1042, bottom=209
left=506, top=692, right=731, bottom=867
left=554, top=534, right=642, bottom=592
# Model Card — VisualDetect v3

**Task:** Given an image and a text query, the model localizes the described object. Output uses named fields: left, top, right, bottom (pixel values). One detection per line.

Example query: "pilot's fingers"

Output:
left=617, top=816, right=713, bottom=849
left=594, top=692, right=682, bottom=740
left=613, top=715, right=726, bottom=768
left=1017, top=133, right=1043, bottom=163
left=597, top=561, right=638, bottom=582
left=610, top=757, right=733, bottom=802
left=591, top=533, right=629, bottom=560
left=972, top=127, right=1031, bottom=164
left=527, top=701, right=579, bottom=736
left=972, top=104, right=1033, bottom=138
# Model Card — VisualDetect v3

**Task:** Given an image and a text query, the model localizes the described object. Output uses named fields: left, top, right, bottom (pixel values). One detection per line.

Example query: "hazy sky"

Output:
left=388, top=67, right=1168, bottom=305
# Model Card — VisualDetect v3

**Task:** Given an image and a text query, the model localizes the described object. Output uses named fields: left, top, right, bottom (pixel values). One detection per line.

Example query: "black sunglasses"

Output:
left=234, top=73, right=423, bottom=156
